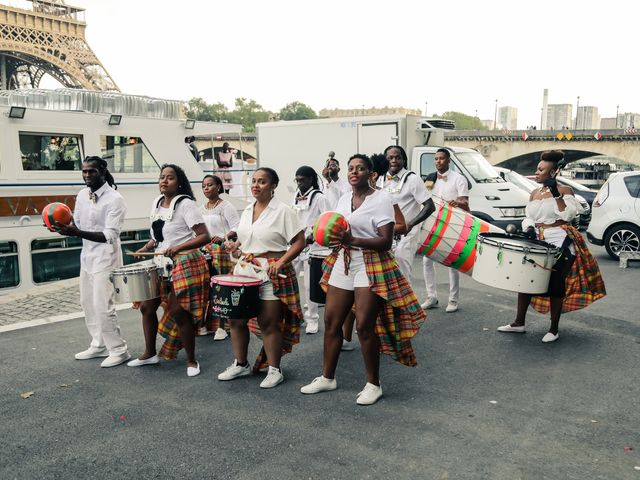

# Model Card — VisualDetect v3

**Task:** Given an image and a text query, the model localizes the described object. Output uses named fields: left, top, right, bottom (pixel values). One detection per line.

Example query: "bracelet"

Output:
left=553, top=194, right=563, bottom=199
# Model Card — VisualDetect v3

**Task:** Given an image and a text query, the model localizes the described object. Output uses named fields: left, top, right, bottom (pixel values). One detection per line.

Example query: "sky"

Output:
left=10, top=0, right=640, bottom=129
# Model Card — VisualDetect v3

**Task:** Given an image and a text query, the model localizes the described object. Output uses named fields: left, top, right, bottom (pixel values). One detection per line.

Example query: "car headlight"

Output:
left=498, top=207, right=526, bottom=217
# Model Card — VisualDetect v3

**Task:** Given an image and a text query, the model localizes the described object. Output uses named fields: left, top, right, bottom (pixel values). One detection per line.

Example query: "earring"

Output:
left=270, top=190, right=275, bottom=198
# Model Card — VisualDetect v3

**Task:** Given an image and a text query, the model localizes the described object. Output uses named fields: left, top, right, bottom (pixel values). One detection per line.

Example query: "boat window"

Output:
left=101, top=136, right=160, bottom=173
left=0, top=241, right=20, bottom=289
left=31, top=237, right=82, bottom=283
left=20, top=133, right=84, bottom=171
left=120, top=230, right=151, bottom=265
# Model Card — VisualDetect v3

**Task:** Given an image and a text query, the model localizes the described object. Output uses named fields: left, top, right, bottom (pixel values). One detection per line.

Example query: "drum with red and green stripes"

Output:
left=416, top=197, right=504, bottom=275
left=312, top=211, right=349, bottom=247
left=42, top=202, right=73, bottom=231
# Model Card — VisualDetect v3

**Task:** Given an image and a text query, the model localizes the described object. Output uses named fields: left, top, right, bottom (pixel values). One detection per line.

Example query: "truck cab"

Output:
left=411, top=146, right=529, bottom=230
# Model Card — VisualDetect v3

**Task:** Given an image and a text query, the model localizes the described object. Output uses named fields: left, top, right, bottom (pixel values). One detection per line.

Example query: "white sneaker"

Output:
left=217, top=360, right=251, bottom=381
left=445, top=301, right=458, bottom=313
left=300, top=375, right=337, bottom=394
left=542, top=332, right=559, bottom=343
left=74, top=346, right=108, bottom=360
left=497, top=324, right=526, bottom=333
left=260, top=366, right=284, bottom=389
left=100, top=352, right=131, bottom=368
left=127, top=355, right=160, bottom=367
left=213, top=328, right=228, bottom=341
left=341, top=339, right=356, bottom=351
left=197, top=327, right=212, bottom=336
left=305, top=319, right=319, bottom=334
left=187, top=361, right=201, bottom=377
left=356, top=382, right=383, bottom=405
left=421, top=297, right=439, bottom=310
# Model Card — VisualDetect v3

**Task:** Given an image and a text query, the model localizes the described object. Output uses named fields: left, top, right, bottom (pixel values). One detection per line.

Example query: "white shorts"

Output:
left=259, top=280, right=279, bottom=301
left=328, top=250, right=369, bottom=291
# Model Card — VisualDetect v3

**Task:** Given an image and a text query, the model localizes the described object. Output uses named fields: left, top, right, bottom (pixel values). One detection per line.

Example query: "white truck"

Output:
left=256, top=114, right=528, bottom=230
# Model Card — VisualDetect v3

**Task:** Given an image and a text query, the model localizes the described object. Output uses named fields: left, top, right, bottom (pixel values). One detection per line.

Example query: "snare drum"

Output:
left=110, top=262, right=161, bottom=303
left=210, top=274, right=262, bottom=319
left=472, top=233, right=559, bottom=294
left=417, top=197, right=504, bottom=275
left=309, top=249, right=332, bottom=304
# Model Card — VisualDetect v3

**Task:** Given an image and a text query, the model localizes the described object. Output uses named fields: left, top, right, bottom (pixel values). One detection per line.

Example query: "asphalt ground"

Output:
left=1, top=242, right=639, bottom=480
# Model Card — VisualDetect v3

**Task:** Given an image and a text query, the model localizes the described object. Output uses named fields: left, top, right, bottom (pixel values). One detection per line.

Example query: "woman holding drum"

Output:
left=129, top=164, right=210, bottom=376
left=497, top=150, right=606, bottom=342
left=300, top=154, right=426, bottom=405
left=218, top=167, right=306, bottom=389
left=199, top=174, right=240, bottom=340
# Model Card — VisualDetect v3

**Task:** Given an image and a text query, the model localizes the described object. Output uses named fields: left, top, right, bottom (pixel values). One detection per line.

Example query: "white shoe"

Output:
left=305, top=319, right=319, bottom=334
left=217, top=360, right=251, bottom=381
left=445, top=301, right=458, bottom=313
left=100, top=352, right=131, bottom=368
left=356, top=382, right=383, bottom=405
left=497, top=324, right=526, bottom=333
left=197, top=327, right=212, bottom=336
left=260, top=366, right=284, bottom=388
left=300, top=376, right=337, bottom=394
left=187, top=361, right=201, bottom=377
left=75, top=346, right=108, bottom=360
left=127, top=355, right=160, bottom=367
left=341, top=339, right=356, bottom=351
left=421, top=297, right=439, bottom=310
left=213, top=328, right=228, bottom=341
left=542, top=332, right=559, bottom=343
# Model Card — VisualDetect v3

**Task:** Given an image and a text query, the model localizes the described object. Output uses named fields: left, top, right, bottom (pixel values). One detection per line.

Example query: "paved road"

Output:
left=1, top=244, right=639, bottom=479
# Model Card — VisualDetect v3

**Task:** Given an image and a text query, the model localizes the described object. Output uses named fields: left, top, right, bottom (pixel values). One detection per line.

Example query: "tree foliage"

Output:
left=226, top=97, right=271, bottom=133
left=186, top=97, right=228, bottom=122
left=279, top=101, right=317, bottom=121
left=434, top=111, right=485, bottom=130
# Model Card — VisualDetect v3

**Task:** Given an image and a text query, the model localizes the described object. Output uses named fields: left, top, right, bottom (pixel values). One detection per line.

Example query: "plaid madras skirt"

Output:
left=531, top=225, right=606, bottom=314
left=242, top=256, right=303, bottom=372
left=157, top=251, right=209, bottom=360
left=320, top=247, right=427, bottom=367
left=201, top=243, right=233, bottom=333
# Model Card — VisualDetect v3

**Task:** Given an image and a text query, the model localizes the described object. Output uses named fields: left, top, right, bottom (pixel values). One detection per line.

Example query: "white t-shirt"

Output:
left=382, top=168, right=431, bottom=221
left=152, top=198, right=205, bottom=250
left=335, top=189, right=394, bottom=239
left=237, top=197, right=304, bottom=254
left=325, top=177, right=351, bottom=209
left=200, top=199, right=240, bottom=237
left=430, top=169, right=469, bottom=202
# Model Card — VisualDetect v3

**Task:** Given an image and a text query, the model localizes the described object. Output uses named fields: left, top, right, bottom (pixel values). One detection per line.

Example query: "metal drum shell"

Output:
left=308, top=249, right=332, bottom=304
left=472, top=233, right=558, bottom=294
left=110, top=263, right=161, bottom=303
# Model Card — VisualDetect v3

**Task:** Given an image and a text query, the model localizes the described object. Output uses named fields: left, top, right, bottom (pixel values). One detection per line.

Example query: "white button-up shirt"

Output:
left=382, top=168, right=431, bottom=221
left=430, top=169, right=469, bottom=202
left=73, top=182, right=126, bottom=274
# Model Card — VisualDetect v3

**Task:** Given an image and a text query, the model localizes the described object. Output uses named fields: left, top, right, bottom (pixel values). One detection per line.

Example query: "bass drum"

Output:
left=210, top=274, right=263, bottom=319
left=308, top=249, right=332, bottom=304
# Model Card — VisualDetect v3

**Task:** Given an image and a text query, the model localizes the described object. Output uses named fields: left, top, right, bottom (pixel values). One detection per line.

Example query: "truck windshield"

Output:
left=456, top=151, right=504, bottom=183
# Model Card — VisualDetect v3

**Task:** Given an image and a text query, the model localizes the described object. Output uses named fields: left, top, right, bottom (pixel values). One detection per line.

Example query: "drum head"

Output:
left=478, top=232, right=557, bottom=252
left=212, top=274, right=263, bottom=286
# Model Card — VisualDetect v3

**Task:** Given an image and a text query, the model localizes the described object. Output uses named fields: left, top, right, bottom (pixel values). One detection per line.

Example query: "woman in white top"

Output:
left=199, top=174, right=240, bottom=339
left=218, top=167, right=306, bottom=389
left=292, top=165, right=330, bottom=335
left=497, top=151, right=605, bottom=343
left=300, top=154, right=426, bottom=406
left=130, top=164, right=211, bottom=377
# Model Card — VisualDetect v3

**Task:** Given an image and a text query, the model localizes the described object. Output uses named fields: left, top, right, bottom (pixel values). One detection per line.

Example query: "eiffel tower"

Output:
left=0, top=0, right=118, bottom=91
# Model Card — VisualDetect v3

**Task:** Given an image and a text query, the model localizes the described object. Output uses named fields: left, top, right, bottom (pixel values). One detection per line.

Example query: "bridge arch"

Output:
left=496, top=149, right=604, bottom=174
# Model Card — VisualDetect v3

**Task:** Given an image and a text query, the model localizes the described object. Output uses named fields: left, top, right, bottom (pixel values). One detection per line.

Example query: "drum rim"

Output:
left=477, top=232, right=558, bottom=253
left=309, top=249, right=333, bottom=258
left=111, top=265, right=160, bottom=275
left=212, top=274, right=263, bottom=286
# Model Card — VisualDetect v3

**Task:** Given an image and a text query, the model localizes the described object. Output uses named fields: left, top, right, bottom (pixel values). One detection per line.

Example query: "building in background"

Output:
left=546, top=104, right=573, bottom=130
left=617, top=112, right=640, bottom=128
left=576, top=106, right=600, bottom=130
left=480, top=119, right=495, bottom=129
left=319, top=106, right=421, bottom=118
left=498, top=106, right=518, bottom=130
left=600, top=117, right=617, bottom=129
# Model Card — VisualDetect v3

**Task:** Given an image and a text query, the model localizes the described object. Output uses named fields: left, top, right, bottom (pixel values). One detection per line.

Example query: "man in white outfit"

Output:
left=322, top=155, right=351, bottom=209
left=382, top=145, right=432, bottom=281
left=421, top=148, right=469, bottom=313
left=54, top=156, right=130, bottom=367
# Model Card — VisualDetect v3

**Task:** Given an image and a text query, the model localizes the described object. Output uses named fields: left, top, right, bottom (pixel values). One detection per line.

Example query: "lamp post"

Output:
left=574, top=96, right=580, bottom=129
left=425, top=101, right=428, bottom=116
left=493, top=99, right=498, bottom=130
left=616, top=105, right=620, bottom=129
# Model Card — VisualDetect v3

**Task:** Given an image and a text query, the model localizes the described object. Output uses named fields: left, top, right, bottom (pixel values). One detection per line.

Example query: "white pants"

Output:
left=393, top=227, right=422, bottom=282
left=294, top=257, right=319, bottom=320
left=80, top=269, right=128, bottom=355
left=422, top=256, right=460, bottom=302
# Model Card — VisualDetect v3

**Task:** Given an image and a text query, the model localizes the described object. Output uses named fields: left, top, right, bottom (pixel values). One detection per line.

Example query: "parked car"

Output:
left=498, top=167, right=590, bottom=229
left=555, top=176, right=598, bottom=206
left=587, top=171, right=640, bottom=259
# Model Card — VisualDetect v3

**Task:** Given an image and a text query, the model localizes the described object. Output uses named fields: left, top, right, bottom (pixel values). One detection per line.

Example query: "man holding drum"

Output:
left=421, top=148, right=469, bottom=313
left=53, top=156, right=130, bottom=367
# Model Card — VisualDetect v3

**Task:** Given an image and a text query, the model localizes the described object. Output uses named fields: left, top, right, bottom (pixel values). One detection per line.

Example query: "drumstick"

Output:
left=230, top=256, right=287, bottom=279
left=125, top=250, right=166, bottom=257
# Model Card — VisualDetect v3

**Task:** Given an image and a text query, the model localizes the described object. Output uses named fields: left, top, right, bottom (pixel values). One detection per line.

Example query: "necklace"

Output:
left=350, top=188, right=374, bottom=212
left=206, top=198, right=222, bottom=210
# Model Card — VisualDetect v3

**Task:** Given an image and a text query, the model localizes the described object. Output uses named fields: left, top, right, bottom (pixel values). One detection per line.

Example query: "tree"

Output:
left=434, top=111, right=485, bottom=130
left=186, top=97, right=229, bottom=122
left=226, top=97, right=271, bottom=132
left=279, top=101, right=317, bottom=121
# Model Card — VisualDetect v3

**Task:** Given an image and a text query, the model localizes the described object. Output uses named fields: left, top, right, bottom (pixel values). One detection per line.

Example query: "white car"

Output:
left=587, top=171, right=640, bottom=259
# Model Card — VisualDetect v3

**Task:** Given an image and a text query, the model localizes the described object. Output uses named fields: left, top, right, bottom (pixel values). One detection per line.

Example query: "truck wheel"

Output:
left=604, top=223, right=640, bottom=260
